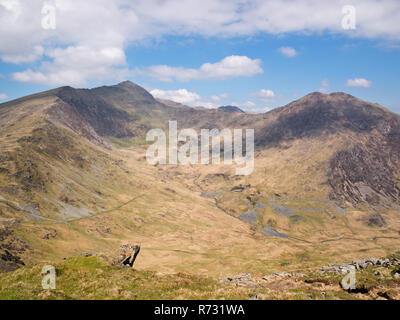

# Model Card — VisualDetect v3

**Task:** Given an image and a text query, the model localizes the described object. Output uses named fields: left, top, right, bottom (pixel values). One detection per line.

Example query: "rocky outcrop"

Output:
left=0, top=250, right=24, bottom=272
left=0, top=224, right=27, bottom=272
left=363, top=213, right=387, bottom=227
left=319, top=257, right=400, bottom=275
left=112, top=244, right=141, bottom=268
left=220, top=255, right=400, bottom=300
left=328, top=135, right=400, bottom=207
left=220, top=272, right=306, bottom=288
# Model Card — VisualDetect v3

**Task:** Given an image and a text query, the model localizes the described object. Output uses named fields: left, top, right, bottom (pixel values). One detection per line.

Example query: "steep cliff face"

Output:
left=328, top=118, right=400, bottom=206
left=53, top=86, right=134, bottom=138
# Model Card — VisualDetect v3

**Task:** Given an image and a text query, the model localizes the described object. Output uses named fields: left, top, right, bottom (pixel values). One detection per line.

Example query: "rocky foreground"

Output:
left=319, top=256, right=400, bottom=274
left=220, top=254, right=400, bottom=300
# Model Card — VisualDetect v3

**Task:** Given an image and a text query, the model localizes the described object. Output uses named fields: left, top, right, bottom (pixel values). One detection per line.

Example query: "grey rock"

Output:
left=255, top=203, right=266, bottom=209
left=80, top=252, right=93, bottom=257
left=238, top=210, right=258, bottom=224
left=262, top=226, right=288, bottom=238
left=268, top=202, right=295, bottom=217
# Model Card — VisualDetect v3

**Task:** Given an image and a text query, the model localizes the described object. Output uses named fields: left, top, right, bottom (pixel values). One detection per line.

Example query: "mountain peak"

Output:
left=218, top=105, right=245, bottom=113
left=289, top=91, right=365, bottom=110
left=301, top=91, right=357, bottom=101
left=115, top=80, right=141, bottom=89
left=305, top=91, right=326, bottom=97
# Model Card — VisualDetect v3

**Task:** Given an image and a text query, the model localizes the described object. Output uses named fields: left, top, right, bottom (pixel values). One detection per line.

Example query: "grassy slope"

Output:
left=1, top=255, right=399, bottom=300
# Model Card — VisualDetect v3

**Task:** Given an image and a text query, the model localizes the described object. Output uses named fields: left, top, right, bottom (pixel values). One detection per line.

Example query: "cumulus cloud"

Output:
left=279, top=47, right=297, bottom=58
left=143, top=56, right=263, bottom=82
left=2, top=45, right=44, bottom=64
left=12, top=45, right=129, bottom=86
left=251, top=89, right=275, bottom=102
left=151, top=88, right=232, bottom=108
left=0, top=93, right=8, bottom=100
left=318, top=79, right=330, bottom=93
left=240, top=101, right=256, bottom=108
left=1, top=1, right=400, bottom=85
left=245, top=106, right=272, bottom=114
left=195, top=101, right=218, bottom=108
left=150, top=88, right=201, bottom=104
left=133, top=0, right=400, bottom=40
left=346, top=78, right=372, bottom=87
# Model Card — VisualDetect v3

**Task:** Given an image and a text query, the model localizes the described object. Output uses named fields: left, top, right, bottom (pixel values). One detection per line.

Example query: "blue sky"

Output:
left=0, top=0, right=399, bottom=113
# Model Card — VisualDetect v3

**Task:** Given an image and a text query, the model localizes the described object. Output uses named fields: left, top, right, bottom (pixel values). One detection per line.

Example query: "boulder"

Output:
left=113, top=244, right=141, bottom=268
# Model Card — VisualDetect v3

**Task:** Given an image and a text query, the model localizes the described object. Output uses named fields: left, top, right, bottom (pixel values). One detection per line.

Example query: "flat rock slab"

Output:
left=262, top=226, right=288, bottom=238
left=268, top=202, right=295, bottom=217
left=238, top=210, right=259, bottom=223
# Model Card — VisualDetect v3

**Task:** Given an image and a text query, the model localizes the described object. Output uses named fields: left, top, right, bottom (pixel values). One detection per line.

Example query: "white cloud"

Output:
left=0, top=93, right=8, bottom=100
left=247, top=89, right=277, bottom=111
left=200, top=56, right=263, bottom=79
left=151, top=89, right=231, bottom=108
left=143, top=56, right=263, bottom=82
left=346, top=78, right=372, bottom=88
left=228, top=100, right=258, bottom=111
left=259, top=89, right=275, bottom=98
left=279, top=47, right=297, bottom=58
left=12, top=45, right=128, bottom=86
left=245, top=106, right=272, bottom=114
left=251, top=89, right=275, bottom=103
left=1, top=1, right=400, bottom=85
left=318, top=79, right=330, bottom=93
left=229, top=101, right=271, bottom=113
left=150, top=88, right=201, bottom=104
left=195, top=101, right=218, bottom=108
left=256, top=89, right=275, bottom=99
left=241, top=101, right=256, bottom=108
left=133, top=0, right=400, bottom=40
left=2, top=45, right=44, bottom=64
